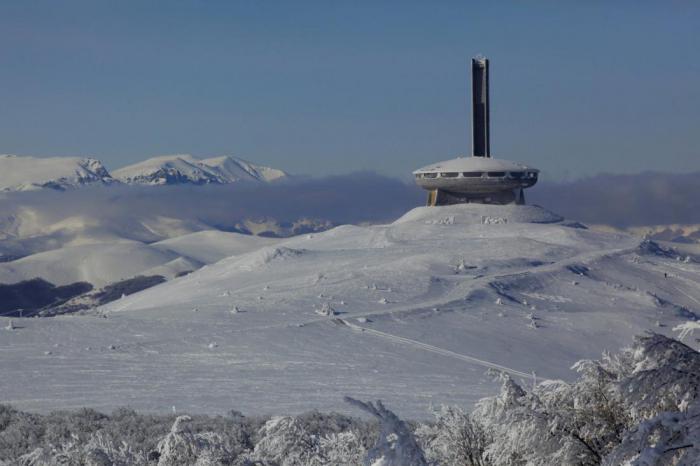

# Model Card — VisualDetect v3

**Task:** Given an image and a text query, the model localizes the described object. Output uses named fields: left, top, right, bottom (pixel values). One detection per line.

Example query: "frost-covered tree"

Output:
left=345, top=397, right=427, bottom=466
left=472, top=374, right=597, bottom=465
left=416, top=405, right=489, bottom=466
left=12, top=430, right=144, bottom=466
left=600, top=334, right=700, bottom=465
left=82, top=431, right=145, bottom=465
left=252, top=416, right=319, bottom=465
left=156, top=415, right=200, bottom=465
left=318, top=431, right=365, bottom=465
left=156, top=415, right=235, bottom=465
left=472, top=333, right=699, bottom=466
left=603, top=406, right=700, bottom=466
left=673, top=320, right=700, bottom=346
left=14, top=447, right=57, bottom=466
left=251, top=415, right=364, bottom=466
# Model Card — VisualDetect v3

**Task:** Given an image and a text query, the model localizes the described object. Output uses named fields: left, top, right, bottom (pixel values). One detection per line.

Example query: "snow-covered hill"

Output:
left=112, top=154, right=287, bottom=185
left=0, top=231, right=278, bottom=287
left=0, top=155, right=115, bottom=191
left=1, top=204, right=697, bottom=418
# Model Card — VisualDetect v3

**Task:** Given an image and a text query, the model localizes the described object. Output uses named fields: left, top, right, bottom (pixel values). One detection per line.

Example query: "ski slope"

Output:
left=1, top=204, right=698, bottom=419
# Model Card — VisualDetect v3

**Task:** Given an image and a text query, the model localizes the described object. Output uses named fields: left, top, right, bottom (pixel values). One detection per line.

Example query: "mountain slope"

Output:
left=0, top=155, right=115, bottom=191
left=1, top=204, right=698, bottom=418
left=0, top=231, right=278, bottom=287
left=112, top=154, right=287, bottom=185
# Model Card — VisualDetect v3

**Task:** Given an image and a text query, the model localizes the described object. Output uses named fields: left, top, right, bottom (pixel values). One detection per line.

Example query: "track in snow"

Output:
left=334, top=318, right=536, bottom=380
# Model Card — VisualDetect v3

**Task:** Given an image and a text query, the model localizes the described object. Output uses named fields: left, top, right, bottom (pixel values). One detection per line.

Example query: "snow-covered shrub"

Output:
left=416, top=405, right=489, bottom=466
left=318, top=431, right=365, bottom=465
left=603, top=406, right=700, bottom=466
left=251, top=414, right=365, bottom=466
left=472, top=374, right=594, bottom=465
left=11, top=430, right=143, bottom=466
left=617, top=333, right=699, bottom=417
left=1, top=409, right=257, bottom=464
left=3, top=333, right=697, bottom=465
left=247, top=409, right=376, bottom=465
left=472, top=333, right=699, bottom=466
left=252, top=416, right=318, bottom=465
left=345, top=397, right=427, bottom=466
left=156, top=415, right=201, bottom=465
left=673, top=320, right=700, bottom=347
left=0, top=405, right=46, bottom=461
left=156, top=415, right=237, bottom=465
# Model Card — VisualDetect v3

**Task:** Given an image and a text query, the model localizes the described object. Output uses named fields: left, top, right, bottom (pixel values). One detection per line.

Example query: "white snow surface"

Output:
left=0, top=230, right=278, bottom=286
left=1, top=204, right=698, bottom=419
left=112, top=154, right=287, bottom=185
left=0, top=154, right=114, bottom=191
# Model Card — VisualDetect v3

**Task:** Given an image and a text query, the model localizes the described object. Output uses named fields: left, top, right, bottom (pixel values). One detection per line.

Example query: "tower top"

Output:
left=471, top=56, right=490, bottom=158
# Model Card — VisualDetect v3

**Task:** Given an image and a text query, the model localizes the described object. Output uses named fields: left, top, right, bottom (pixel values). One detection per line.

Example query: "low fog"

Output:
left=1, top=171, right=699, bottom=231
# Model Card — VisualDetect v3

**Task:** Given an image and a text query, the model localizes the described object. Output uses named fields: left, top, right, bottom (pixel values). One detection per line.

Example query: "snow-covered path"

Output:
left=338, top=318, right=535, bottom=379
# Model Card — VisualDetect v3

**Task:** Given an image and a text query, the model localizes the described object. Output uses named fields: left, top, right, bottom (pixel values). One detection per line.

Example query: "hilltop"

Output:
left=1, top=204, right=697, bottom=418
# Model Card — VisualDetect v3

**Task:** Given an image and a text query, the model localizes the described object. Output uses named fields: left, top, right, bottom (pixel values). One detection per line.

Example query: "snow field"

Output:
left=1, top=204, right=698, bottom=419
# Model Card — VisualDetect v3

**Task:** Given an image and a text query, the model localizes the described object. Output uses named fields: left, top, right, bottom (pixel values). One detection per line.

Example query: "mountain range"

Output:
left=0, top=154, right=287, bottom=191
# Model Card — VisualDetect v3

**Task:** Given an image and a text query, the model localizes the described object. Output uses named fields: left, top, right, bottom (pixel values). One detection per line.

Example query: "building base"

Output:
left=427, top=189, right=526, bottom=207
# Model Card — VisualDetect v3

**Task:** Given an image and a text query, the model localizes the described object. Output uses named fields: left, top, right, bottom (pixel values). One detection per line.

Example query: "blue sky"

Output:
left=1, top=1, right=698, bottom=180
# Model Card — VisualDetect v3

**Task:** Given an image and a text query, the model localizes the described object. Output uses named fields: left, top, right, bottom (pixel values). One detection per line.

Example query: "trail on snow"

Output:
left=334, top=318, right=536, bottom=380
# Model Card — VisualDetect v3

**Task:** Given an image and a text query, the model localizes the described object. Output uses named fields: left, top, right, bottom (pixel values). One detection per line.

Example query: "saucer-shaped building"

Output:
left=414, top=57, right=539, bottom=206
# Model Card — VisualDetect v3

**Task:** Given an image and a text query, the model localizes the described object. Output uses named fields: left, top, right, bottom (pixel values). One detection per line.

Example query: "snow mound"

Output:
left=0, top=155, right=115, bottom=191
left=112, top=154, right=287, bottom=186
left=152, top=230, right=279, bottom=264
left=393, top=204, right=563, bottom=226
left=234, top=246, right=307, bottom=270
left=0, top=241, right=180, bottom=287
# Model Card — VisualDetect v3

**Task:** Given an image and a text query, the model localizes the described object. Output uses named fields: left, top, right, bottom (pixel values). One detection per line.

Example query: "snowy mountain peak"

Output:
left=0, top=154, right=116, bottom=192
left=112, top=154, right=287, bottom=186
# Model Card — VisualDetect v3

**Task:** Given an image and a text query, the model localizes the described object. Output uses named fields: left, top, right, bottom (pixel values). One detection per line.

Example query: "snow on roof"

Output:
left=413, top=156, right=538, bottom=174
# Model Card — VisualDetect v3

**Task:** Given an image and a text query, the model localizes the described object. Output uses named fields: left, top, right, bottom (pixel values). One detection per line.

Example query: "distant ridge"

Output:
left=0, top=155, right=115, bottom=192
left=0, top=154, right=287, bottom=191
left=112, top=154, right=287, bottom=186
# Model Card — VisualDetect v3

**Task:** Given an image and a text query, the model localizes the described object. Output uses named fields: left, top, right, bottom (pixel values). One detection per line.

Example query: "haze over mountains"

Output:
left=0, top=154, right=287, bottom=191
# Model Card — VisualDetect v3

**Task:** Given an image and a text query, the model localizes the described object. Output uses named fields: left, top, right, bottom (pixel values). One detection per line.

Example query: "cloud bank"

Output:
left=528, top=172, right=700, bottom=227
left=1, top=171, right=698, bottom=233
left=0, top=173, right=424, bottom=233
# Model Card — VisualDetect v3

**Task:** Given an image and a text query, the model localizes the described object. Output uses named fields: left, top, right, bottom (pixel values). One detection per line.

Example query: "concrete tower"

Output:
left=472, top=57, right=490, bottom=158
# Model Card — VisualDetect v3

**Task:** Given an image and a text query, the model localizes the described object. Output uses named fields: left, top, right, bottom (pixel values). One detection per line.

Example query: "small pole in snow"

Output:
left=531, top=371, right=537, bottom=391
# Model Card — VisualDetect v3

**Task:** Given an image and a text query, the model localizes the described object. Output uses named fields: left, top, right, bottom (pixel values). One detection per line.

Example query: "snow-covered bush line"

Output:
left=1, top=333, right=697, bottom=465
left=0, top=408, right=376, bottom=465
